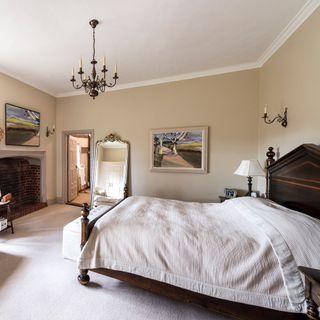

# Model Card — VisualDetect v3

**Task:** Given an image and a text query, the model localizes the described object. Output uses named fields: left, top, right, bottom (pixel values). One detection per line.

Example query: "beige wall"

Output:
left=258, top=7, right=320, bottom=193
left=0, top=73, right=56, bottom=202
left=56, top=70, right=259, bottom=202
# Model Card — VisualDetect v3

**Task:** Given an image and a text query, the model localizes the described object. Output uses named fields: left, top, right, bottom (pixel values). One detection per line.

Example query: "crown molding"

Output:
left=56, top=62, right=259, bottom=98
left=0, top=69, right=56, bottom=97
left=257, top=0, right=320, bottom=67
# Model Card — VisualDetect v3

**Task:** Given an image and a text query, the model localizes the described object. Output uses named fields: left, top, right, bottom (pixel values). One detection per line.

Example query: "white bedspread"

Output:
left=78, top=196, right=320, bottom=313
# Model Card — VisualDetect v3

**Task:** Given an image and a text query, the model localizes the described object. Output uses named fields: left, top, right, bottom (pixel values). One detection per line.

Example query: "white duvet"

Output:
left=78, top=196, right=320, bottom=313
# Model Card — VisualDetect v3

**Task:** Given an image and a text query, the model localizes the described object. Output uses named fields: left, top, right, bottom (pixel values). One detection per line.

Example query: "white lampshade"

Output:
left=234, top=160, right=265, bottom=177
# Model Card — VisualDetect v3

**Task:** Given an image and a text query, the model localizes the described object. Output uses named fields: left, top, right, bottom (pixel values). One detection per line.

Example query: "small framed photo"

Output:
left=251, top=191, right=259, bottom=198
left=224, top=188, right=237, bottom=199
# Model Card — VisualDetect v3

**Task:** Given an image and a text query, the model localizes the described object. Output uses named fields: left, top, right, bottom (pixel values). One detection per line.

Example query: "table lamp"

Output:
left=234, top=160, right=265, bottom=196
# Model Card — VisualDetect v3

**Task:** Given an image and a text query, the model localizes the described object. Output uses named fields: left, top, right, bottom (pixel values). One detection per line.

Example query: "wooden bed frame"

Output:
left=78, top=144, right=320, bottom=320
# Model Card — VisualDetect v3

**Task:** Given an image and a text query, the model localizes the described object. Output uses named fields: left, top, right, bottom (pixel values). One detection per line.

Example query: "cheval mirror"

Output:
left=91, top=133, right=129, bottom=208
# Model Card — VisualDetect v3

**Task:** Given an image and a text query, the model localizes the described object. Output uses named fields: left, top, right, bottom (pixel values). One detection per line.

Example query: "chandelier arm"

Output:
left=86, top=80, right=93, bottom=89
left=99, top=84, right=106, bottom=93
left=102, top=68, right=107, bottom=80
left=78, top=68, right=85, bottom=86
left=72, top=80, right=84, bottom=90
left=105, top=76, right=118, bottom=88
left=100, top=79, right=107, bottom=91
left=105, top=81, right=117, bottom=88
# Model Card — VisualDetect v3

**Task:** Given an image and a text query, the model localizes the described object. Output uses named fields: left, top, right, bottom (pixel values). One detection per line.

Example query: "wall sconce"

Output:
left=262, top=106, right=288, bottom=128
left=46, top=125, right=55, bottom=137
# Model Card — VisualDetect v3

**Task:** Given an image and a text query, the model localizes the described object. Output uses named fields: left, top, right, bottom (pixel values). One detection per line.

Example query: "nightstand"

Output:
left=298, top=266, right=320, bottom=319
left=219, top=196, right=238, bottom=203
left=219, top=196, right=228, bottom=203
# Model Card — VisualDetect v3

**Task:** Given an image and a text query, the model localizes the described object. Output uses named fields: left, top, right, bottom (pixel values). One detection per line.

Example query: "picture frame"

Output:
left=251, top=191, right=260, bottom=198
left=224, top=188, right=237, bottom=199
left=150, top=126, right=208, bottom=173
left=5, top=103, right=40, bottom=147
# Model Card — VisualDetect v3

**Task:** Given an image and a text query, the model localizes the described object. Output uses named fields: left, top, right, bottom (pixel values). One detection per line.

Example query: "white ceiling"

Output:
left=0, top=0, right=318, bottom=97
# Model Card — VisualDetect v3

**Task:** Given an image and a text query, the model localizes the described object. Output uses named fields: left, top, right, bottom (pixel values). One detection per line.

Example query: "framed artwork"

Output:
left=5, top=103, right=40, bottom=147
left=150, top=126, right=208, bottom=173
left=224, top=188, right=237, bottom=199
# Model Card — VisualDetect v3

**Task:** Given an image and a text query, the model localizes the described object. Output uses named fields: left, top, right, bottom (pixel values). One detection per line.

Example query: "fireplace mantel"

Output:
left=0, top=150, right=45, bottom=159
left=0, top=150, right=46, bottom=202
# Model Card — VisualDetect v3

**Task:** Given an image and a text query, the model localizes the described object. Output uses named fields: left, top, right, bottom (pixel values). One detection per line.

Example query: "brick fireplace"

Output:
left=0, top=151, right=47, bottom=220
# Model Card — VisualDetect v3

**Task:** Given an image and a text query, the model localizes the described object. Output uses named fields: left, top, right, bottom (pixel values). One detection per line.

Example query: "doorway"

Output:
left=62, top=130, right=94, bottom=207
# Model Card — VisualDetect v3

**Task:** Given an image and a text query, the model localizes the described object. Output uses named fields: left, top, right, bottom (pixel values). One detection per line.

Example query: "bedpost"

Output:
left=80, top=202, right=90, bottom=250
left=78, top=202, right=90, bottom=285
left=266, top=147, right=275, bottom=199
left=124, top=184, right=129, bottom=198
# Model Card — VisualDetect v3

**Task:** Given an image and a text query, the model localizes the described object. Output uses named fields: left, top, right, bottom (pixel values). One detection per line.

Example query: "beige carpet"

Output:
left=0, top=204, right=232, bottom=320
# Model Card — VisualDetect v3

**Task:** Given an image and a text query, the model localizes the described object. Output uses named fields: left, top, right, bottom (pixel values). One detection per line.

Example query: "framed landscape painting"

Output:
left=150, top=126, right=208, bottom=173
left=5, top=103, right=40, bottom=147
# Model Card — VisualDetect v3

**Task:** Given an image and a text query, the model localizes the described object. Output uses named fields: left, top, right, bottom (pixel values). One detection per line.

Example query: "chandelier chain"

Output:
left=92, top=27, right=96, bottom=62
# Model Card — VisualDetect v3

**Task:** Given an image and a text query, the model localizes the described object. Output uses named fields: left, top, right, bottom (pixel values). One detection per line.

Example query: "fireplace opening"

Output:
left=0, top=157, right=47, bottom=220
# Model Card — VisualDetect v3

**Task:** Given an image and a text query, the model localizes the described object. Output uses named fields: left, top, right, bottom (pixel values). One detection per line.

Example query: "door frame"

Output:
left=61, top=129, right=95, bottom=204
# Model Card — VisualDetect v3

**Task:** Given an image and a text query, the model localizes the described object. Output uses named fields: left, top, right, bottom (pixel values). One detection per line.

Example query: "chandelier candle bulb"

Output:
left=103, top=57, right=106, bottom=66
left=72, top=68, right=74, bottom=77
left=115, top=64, right=117, bottom=74
left=79, top=59, right=83, bottom=69
left=264, top=106, right=267, bottom=114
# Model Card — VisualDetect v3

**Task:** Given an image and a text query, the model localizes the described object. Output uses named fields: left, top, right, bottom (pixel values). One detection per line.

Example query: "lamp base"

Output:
left=246, top=176, right=253, bottom=196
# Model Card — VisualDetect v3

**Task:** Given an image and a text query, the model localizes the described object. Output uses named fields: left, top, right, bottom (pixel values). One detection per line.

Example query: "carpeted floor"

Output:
left=0, top=204, right=233, bottom=320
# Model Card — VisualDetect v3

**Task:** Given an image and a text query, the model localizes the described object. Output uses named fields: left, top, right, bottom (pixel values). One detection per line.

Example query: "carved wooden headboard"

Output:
left=267, top=144, right=320, bottom=220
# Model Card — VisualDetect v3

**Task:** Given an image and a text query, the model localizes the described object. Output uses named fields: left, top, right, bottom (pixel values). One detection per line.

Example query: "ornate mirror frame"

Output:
left=91, top=133, right=130, bottom=207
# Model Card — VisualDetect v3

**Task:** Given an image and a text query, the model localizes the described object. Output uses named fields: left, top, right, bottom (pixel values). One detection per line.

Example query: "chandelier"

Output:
left=70, top=19, right=118, bottom=99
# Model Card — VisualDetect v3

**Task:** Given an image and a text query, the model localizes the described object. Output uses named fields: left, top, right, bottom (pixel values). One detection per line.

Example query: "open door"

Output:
left=68, top=135, right=78, bottom=202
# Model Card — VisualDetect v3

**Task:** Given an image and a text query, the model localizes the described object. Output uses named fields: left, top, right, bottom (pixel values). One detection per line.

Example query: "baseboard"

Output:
left=47, top=197, right=64, bottom=205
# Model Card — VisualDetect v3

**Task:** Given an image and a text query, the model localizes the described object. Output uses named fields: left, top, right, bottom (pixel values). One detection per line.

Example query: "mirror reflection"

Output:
left=92, top=133, right=129, bottom=208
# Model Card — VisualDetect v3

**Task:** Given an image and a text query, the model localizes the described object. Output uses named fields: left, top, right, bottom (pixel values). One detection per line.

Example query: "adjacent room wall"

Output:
left=0, top=73, right=56, bottom=202
left=56, top=69, right=259, bottom=202
left=258, top=7, right=320, bottom=193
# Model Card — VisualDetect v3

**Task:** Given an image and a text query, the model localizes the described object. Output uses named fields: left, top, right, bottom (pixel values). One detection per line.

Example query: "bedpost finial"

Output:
left=266, top=147, right=275, bottom=167
left=81, top=203, right=90, bottom=218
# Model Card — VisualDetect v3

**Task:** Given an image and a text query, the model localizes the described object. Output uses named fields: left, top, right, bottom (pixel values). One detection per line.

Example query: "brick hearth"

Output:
left=0, top=157, right=47, bottom=220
